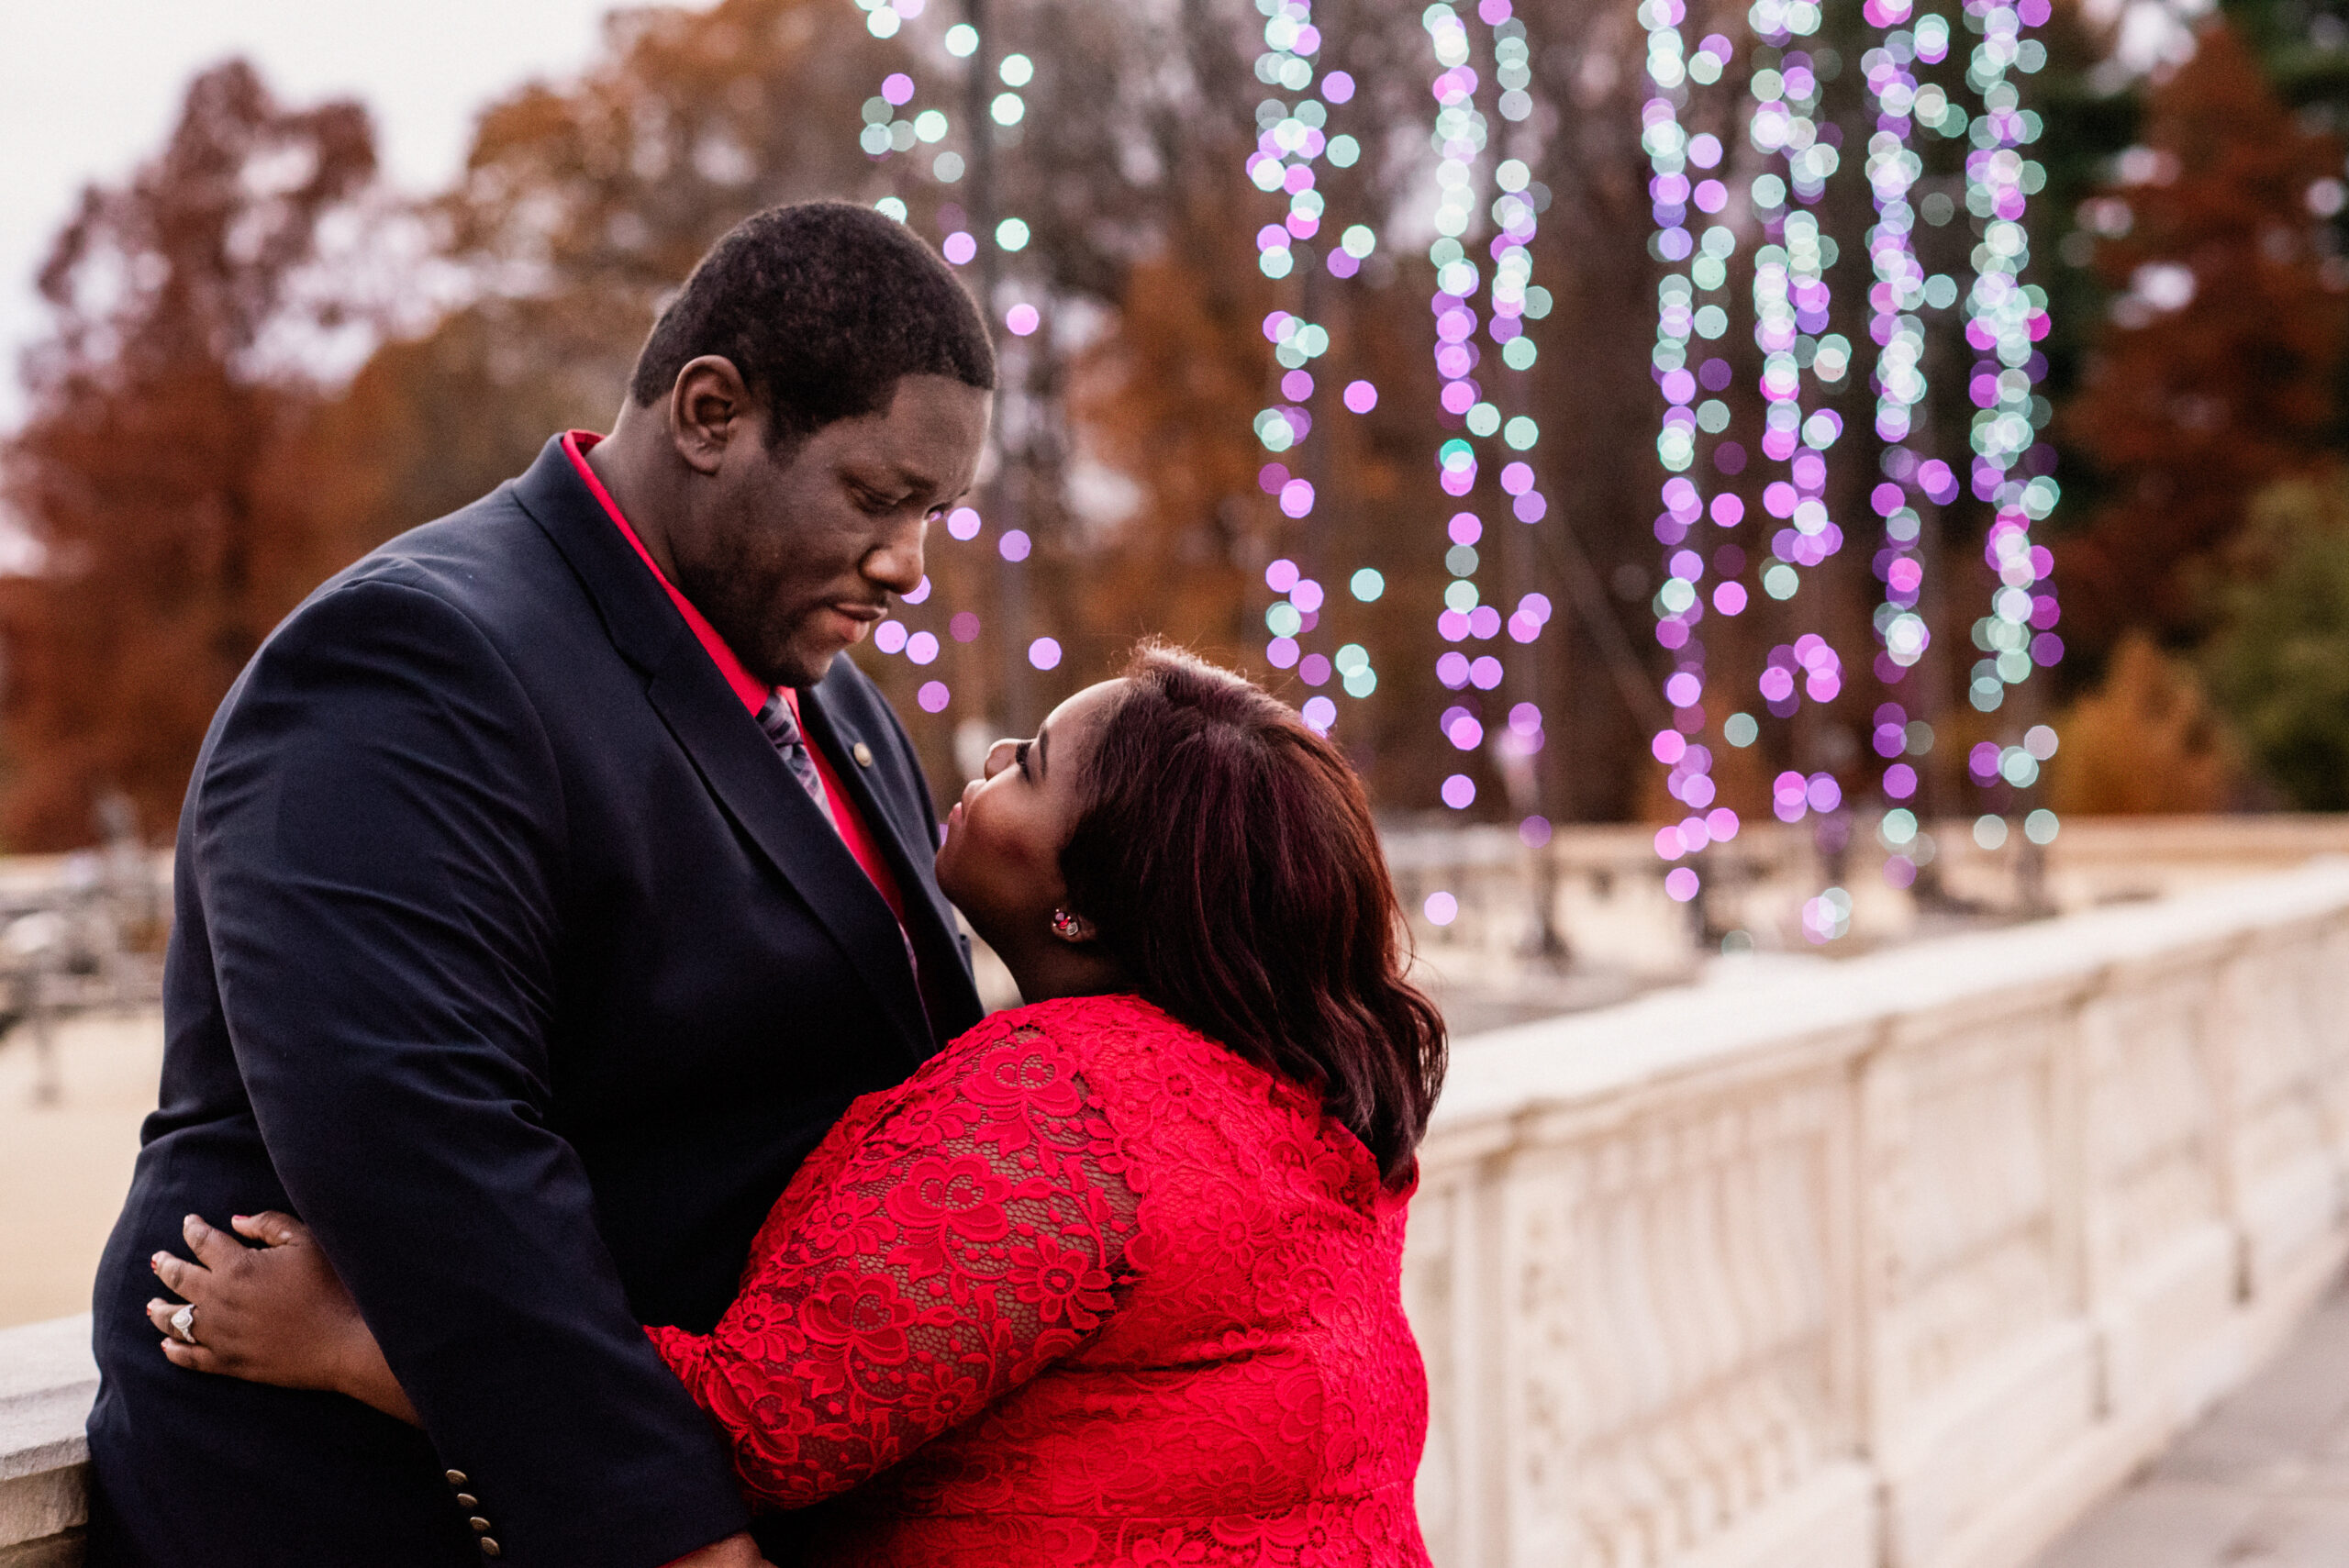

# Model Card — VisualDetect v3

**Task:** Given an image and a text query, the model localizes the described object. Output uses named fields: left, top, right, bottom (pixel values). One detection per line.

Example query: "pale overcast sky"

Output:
left=0, top=0, right=629, bottom=429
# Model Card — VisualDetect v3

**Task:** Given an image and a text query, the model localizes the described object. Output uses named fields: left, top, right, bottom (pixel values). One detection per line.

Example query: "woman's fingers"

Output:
left=231, top=1211, right=309, bottom=1248
left=160, top=1337, right=225, bottom=1375
left=150, top=1245, right=207, bottom=1301
left=183, top=1212, right=243, bottom=1269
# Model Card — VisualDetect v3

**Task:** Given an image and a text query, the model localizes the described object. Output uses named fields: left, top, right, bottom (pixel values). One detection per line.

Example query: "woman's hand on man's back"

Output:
left=146, top=1210, right=417, bottom=1423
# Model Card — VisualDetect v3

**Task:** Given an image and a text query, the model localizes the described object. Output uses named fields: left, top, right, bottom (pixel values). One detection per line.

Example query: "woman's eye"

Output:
left=1015, top=740, right=1031, bottom=778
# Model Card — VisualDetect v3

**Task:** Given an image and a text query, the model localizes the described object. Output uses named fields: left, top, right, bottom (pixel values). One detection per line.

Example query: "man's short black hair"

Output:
left=629, top=200, right=996, bottom=448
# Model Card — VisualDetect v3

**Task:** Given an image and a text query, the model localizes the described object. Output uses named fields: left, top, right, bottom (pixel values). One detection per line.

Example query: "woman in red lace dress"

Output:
left=148, top=645, right=1446, bottom=1566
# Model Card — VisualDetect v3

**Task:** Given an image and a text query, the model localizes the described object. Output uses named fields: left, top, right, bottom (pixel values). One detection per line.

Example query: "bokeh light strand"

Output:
left=1640, top=0, right=1731, bottom=897
left=850, top=0, right=1066, bottom=720
left=1861, top=0, right=1939, bottom=891
left=1251, top=0, right=1380, bottom=735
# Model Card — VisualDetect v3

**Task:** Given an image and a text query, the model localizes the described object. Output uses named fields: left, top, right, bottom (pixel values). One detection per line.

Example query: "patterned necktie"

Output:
left=756, top=692, right=836, bottom=828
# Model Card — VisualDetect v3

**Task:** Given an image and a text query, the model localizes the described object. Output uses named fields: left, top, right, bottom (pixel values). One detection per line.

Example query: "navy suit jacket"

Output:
left=85, top=436, right=983, bottom=1568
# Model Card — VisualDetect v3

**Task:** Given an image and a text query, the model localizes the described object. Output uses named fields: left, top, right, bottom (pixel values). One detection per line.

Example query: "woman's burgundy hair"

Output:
left=1060, top=642, right=1446, bottom=1185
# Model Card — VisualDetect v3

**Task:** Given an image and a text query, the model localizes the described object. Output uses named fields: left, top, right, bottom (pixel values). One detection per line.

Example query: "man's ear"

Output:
left=667, top=356, right=751, bottom=475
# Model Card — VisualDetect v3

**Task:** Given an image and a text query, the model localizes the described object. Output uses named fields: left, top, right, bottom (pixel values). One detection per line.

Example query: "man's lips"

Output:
left=829, top=604, right=885, bottom=642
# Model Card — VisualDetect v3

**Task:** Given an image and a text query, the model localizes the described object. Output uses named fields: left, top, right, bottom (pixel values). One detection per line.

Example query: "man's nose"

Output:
left=865, top=520, right=927, bottom=597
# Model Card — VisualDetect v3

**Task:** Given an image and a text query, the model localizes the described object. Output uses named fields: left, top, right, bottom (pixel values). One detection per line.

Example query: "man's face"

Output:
left=665, top=373, right=992, bottom=689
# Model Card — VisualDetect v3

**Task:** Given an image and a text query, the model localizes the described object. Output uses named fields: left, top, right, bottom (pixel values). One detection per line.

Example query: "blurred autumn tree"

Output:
left=2058, top=21, right=2348, bottom=651
left=0, top=61, right=377, bottom=849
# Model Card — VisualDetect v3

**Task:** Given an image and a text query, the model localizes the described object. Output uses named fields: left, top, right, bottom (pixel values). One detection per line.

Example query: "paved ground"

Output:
left=2032, top=1283, right=2349, bottom=1568
left=0, top=1008, right=161, bottom=1329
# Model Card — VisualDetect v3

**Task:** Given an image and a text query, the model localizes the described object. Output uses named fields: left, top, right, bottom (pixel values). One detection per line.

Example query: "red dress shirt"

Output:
left=561, top=432, right=910, bottom=927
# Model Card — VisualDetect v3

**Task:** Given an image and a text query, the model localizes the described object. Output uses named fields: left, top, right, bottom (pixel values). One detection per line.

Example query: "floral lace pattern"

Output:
left=649, top=993, right=1430, bottom=1567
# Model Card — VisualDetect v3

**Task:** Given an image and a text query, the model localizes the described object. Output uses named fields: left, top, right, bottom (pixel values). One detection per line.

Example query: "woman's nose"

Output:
left=982, top=738, right=1019, bottom=779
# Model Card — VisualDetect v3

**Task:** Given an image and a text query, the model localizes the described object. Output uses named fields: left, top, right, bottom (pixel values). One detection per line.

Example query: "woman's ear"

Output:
left=1048, top=907, right=1097, bottom=944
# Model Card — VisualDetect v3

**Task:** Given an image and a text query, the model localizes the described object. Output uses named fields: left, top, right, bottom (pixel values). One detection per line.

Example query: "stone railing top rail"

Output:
left=1427, top=857, right=2349, bottom=1141
left=0, top=1313, right=93, bottom=1490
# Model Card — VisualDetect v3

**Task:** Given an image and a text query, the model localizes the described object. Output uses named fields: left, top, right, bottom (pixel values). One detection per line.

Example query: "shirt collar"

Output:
left=561, top=429, right=774, bottom=716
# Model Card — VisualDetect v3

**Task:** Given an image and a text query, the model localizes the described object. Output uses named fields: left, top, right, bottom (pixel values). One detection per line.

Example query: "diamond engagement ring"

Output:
left=167, top=1303, right=198, bottom=1346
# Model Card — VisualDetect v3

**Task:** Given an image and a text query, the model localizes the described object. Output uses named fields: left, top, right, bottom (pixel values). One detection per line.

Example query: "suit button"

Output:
left=480, top=1540, right=501, bottom=1558
left=852, top=740, right=874, bottom=767
left=456, top=1494, right=478, bottom=1508
left=470, top=1518, right=492, bottom=1532
left=445, top=1470, right=468, bottom=1486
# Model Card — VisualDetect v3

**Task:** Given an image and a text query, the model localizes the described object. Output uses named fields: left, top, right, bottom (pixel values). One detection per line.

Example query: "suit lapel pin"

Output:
left=851, top=741, right=874, bottom=768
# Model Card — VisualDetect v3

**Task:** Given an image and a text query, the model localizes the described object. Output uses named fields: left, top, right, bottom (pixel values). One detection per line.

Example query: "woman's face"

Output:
left=934, top=678, right=1125, bottom=949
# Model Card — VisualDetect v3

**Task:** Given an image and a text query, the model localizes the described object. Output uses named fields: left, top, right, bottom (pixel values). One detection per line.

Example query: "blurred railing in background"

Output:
left=0, top=824, right=166, bottom=1107
left=1395, top=814, right=2349, bottom=1032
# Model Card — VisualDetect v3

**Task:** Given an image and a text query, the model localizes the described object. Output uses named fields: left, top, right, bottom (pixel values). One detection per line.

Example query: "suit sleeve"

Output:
left=195, top=577, right=750, bottom=1567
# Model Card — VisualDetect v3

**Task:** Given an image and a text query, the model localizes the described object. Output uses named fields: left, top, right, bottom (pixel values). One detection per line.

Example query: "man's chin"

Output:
left=760, top=646, right=838, bottom=691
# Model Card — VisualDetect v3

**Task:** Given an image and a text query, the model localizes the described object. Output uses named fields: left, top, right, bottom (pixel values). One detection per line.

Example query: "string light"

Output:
left=852, top=1, right=1063, bottom=718
left=1859, top=0, right=1943, bottom=890
left=1416, top=0, right=1560, bottom=868
left=1481, top=4, right=1556, bottom=850
left=1950, top=0, right=2064, bottom=853
left=1640, top=0, right=1729, bottom=903
left=1251, top=0, right=1380, bottom=736
left=1421, top=1, right=1494, bottom=816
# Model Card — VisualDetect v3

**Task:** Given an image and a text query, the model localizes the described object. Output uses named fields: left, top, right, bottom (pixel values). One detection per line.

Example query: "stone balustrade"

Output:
left=1406, top=858, right=2349, bottom=1568
left=6, top=859, right=2349, bottom=1567
left=0, top=1315, right=95, bottom=1566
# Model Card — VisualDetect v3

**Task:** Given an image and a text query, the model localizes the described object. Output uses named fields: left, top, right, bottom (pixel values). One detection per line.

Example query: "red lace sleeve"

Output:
left=646, top=1018, right=1141, bottom=1511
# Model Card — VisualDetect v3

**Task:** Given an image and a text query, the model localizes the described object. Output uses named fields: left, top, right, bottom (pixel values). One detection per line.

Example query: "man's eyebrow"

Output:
left=848, top=460, right=944, bottom=495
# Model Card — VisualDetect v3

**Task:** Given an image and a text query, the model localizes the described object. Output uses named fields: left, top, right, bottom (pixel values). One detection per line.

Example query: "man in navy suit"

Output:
left=86, top=202, right=993, bottom=1568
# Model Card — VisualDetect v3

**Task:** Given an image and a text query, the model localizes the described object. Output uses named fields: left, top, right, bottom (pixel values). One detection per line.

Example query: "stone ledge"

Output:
left=0, top=1316, right=92, bottom=1557
left=1424, top=860, right=2349, bottom=1138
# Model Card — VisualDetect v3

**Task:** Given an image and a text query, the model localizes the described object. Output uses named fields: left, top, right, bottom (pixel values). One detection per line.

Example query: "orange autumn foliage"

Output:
left=0, top=62, right=376, bottom=849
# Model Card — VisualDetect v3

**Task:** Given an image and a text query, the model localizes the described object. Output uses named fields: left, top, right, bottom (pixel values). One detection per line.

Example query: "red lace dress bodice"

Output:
left=647, top=993, right=1431, bottom=1566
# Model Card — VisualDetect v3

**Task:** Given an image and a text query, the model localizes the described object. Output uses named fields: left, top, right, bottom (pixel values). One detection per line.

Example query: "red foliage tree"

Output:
left=2059, top=21, right=2347, bottom=651
left=0, top=61, right=376, bottom=849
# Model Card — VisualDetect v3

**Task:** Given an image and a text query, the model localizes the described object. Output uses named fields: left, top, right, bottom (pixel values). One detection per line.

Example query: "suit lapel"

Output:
left=640, top=649, right=932, bottom=1063
left=515, top=437, right=932, bottom=1066
left=798, top=684, right=985, bottom=1041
